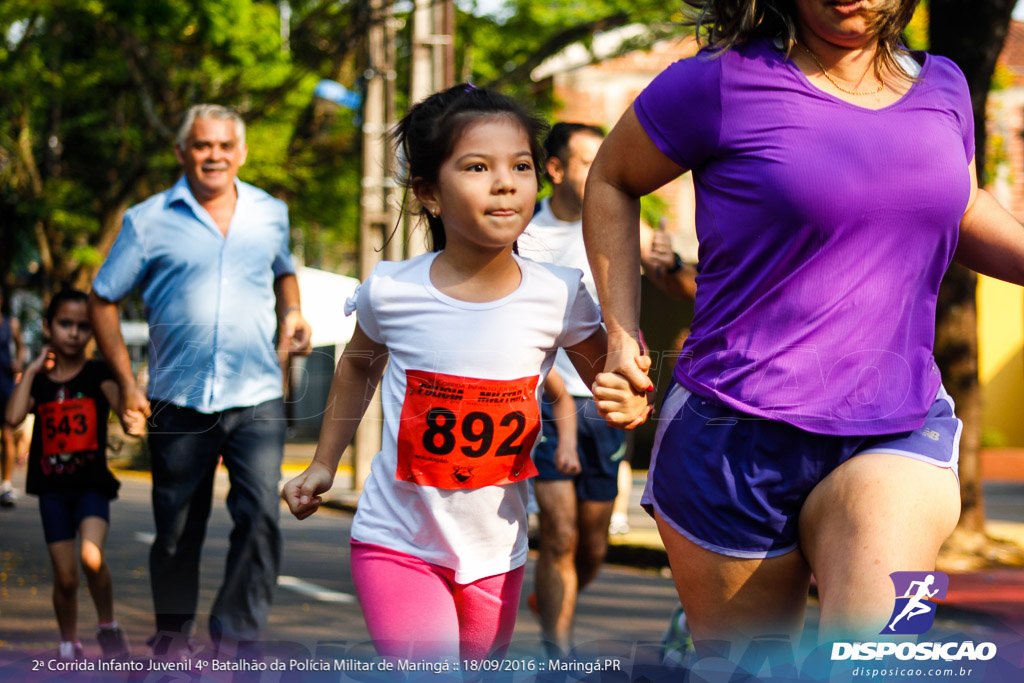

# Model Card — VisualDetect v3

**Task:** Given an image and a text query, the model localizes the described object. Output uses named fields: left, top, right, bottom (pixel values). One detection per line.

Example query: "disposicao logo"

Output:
left=882, top=571, right=948, bottom=635
left=831, top=570, right=998, bottom=663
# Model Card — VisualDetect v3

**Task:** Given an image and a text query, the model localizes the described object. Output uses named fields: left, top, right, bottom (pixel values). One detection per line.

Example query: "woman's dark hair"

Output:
left=394, top=83, right=549, bottom=252
left=45, top=289, right=89, bottom=323
left=683, top=0, right=921, bottom=80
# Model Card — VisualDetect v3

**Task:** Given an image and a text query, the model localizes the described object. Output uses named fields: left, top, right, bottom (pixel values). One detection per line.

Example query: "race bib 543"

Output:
left=396, top=370, right=541, bottom=489
left=39, top=397, right=99, bottom=456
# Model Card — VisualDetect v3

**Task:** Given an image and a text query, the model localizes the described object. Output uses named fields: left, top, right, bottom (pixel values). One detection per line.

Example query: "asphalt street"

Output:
left=0, top=468, right=684, bottom=675
left=2, top=466, right=1023, bottom=681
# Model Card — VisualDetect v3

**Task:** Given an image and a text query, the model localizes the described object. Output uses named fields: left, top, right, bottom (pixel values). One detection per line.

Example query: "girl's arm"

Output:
left=99, top=376, right=119, bottom=423
left=99, top=377, right=145, bottom=436
left=566, top=327, right=652, bottom=430
left=955, top=157, right=1024, bottom=285
left=99, top=378, right=120, bottom=417
left=583, top=106, right=686, bottom=393
left=282, top=323, right=389, bottom=519
left=5, top=347, right=50, bottom=427
left=543, top=369, right=580, bottom=476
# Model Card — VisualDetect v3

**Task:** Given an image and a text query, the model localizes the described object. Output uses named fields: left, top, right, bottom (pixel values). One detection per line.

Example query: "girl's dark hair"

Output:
left=45, top=289, right=89, bottom=323
left=394, top=83, right=549, bottom=251
left=683, top=1, right=921, bottom=81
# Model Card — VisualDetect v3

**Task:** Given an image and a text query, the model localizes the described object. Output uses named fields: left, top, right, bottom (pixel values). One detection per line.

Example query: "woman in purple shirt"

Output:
left=585, top=0, right=1024, bottom=650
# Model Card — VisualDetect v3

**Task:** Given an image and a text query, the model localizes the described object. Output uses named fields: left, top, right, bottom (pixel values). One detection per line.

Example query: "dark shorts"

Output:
left=643, top=384, right=962, bottom=559
left=38, top=490, right=110, bottom=544
left=532, top=396, right=626, bottom=502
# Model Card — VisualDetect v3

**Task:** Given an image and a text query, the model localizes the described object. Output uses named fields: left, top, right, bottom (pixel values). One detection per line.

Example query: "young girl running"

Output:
left=5, top=290, right=133, bottom=660
left=283, top=84, right=647, bottom=662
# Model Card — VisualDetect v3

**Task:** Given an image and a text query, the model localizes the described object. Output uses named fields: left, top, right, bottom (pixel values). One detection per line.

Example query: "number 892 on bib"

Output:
left=396, top=370, right=541, bottom=489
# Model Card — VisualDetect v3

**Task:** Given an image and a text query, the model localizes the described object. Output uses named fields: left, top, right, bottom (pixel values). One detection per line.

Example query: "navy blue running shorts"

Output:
left=533, top=396, right=626, bottom=502
left=38, top=490, right=110, bottom=544
left=642, top=383, right=961, bottom=558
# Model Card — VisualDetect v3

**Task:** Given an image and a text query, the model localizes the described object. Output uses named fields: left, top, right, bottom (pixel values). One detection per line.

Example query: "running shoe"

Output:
left=97, top=626, right=131, bottom=659
left=147, top=633, right=198, bottom=661
left=0, top=484, right=16, bottom=508
left=608, top=512, right=630, bottom=535
left=58, top=641, right=85, bottom=661
left=660, top=603, right=693, bottom=667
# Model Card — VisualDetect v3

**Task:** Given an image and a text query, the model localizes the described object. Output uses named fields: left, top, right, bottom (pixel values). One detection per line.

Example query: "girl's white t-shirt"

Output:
left=345, top=252, right=602, bottom=583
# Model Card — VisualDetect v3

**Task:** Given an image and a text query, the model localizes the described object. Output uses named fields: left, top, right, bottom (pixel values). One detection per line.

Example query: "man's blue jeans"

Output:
left=147, top=398, right=285, bottom=643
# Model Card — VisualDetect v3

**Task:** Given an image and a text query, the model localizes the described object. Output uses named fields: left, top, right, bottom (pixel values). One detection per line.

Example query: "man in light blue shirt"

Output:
left=90, top=104, right=311, bottom=656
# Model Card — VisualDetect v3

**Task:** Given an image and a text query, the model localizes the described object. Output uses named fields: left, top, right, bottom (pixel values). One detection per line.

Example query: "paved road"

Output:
left=2, top=467, right=1022, bottom=681
left=0, top=469, right=683, bottom=671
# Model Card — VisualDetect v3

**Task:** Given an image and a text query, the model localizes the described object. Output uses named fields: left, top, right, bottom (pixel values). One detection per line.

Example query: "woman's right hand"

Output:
left=282, top=461, right=336, bottom=520
left=604, top=330, right=653, bottom=394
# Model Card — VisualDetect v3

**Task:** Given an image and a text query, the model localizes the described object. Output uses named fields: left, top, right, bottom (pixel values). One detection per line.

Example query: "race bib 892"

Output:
left=396, top=370, right=541, bottom=489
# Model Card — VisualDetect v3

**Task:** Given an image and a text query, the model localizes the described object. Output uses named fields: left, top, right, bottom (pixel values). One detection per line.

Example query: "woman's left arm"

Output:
left=955, top=156, right=1024, bottom=285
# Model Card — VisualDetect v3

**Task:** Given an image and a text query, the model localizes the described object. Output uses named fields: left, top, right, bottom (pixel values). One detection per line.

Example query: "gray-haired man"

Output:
left=90, top=104, right=311, bottom=656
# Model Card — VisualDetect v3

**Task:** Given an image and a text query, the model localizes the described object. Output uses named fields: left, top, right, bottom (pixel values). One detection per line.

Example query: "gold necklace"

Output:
left=798, top=43, right=885, bottom=96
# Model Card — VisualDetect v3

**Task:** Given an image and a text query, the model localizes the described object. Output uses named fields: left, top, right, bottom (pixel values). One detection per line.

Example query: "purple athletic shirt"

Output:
left=635, top=37, right=975, bottom=436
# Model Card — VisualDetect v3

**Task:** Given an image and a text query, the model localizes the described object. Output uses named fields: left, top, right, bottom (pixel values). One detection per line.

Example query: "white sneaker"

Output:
left=608, top=512, right=630, bottom=535
left=59, top=641, right=85, bottom=660
left=0, top=483, right=16, bottom=508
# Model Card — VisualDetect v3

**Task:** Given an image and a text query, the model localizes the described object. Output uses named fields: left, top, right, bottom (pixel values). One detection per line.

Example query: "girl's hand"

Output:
left=120, top=410, right=148, bottom=438
left=593, top=371, right=654, bottom=430
left=27, top=346, right=55, bottom=375
left=120, top=384, right=151, bottom=437
left=282, top=461, right=337, bottom=520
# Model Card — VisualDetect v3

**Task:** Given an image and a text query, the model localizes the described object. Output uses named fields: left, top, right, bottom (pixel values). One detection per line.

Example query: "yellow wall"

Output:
left=977, top=274, right=1024, bottom=446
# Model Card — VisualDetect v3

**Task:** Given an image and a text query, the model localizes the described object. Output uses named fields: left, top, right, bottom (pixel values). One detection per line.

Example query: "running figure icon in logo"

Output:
left=883, top=571, right=949, bottom=635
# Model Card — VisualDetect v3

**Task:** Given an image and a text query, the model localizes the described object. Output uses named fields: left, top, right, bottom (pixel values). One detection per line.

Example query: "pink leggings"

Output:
left=350, top=541, right=524, bottom=661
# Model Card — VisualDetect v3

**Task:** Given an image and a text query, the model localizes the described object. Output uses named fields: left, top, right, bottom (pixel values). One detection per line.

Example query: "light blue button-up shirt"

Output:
left=93, top=176, right=294, bottom=413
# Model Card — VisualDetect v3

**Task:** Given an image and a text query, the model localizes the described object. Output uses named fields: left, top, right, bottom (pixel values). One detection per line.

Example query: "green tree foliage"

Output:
left=0, top=0, right=369, bottom=296
left=459, top=0, right=687, bottom=101
left=0, top=0, right=690, bottom=298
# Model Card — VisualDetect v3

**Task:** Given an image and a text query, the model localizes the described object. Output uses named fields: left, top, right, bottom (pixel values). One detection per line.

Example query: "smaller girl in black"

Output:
left=5, top=289, right=133, bottom=660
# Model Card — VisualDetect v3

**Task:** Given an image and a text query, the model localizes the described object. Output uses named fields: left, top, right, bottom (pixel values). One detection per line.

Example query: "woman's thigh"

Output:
left=799, top=452, right=960, bottom=641
left=655, top=509, right=811, bottom=650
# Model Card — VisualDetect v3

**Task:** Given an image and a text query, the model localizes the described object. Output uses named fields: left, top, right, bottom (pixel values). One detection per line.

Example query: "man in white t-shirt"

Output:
left=517, top=123, right=625, bottom=655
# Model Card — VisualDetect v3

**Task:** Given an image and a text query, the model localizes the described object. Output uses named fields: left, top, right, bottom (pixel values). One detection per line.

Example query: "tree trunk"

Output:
left=929, top=0, right=1016, bottom=533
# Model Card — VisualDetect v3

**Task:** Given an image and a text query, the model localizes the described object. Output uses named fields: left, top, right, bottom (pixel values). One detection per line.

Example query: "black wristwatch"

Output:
left=666, top=252, right=684, bottom=274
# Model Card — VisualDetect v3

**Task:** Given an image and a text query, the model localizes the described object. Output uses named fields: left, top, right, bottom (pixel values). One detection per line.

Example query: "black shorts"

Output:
left=38, top=490, right=110, bottom=544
